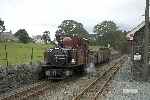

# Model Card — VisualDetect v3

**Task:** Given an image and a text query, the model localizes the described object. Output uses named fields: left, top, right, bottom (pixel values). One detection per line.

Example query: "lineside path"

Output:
left=98, top=56, right=150, bottom=100
left=73, top=56, right=127, bottom=100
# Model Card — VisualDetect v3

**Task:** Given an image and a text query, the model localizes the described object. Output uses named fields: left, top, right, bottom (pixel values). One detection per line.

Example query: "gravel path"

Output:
left=99, top=56, right=150, bottom=100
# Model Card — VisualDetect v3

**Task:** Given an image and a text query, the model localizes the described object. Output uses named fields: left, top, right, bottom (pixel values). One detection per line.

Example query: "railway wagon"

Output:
left=40, top=36, right=111, bottom=79
left=98, top=47, right=110, bottom=63
left=127, top=21, right=150, bottom=80
left=89, top=47, right=110, bottom=65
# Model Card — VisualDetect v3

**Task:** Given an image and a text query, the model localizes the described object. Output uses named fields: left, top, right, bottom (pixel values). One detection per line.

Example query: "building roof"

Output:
left=126, top=21, right=145, bottom=40
left=0, top=31, right=18, bottom=41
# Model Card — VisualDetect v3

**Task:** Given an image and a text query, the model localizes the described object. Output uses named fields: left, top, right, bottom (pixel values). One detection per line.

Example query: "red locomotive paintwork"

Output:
left=63, top=36, right=89, bottom=65
left=63, top=37, right=73, bottom=48
left=63, top=36, right=87, bottom=49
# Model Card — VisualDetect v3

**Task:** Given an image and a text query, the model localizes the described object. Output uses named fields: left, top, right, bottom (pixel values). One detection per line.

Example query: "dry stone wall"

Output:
left=0, top=64, right=41, bottom=94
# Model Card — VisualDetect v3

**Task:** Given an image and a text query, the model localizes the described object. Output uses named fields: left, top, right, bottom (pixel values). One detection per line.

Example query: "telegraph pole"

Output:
left=143, top=0, right=149, bottom=80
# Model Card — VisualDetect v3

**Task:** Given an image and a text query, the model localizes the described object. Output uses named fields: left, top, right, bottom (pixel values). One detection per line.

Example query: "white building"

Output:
left=0, top=30, right=18, bottom=42
left=32, top=35, right=44, bottom=44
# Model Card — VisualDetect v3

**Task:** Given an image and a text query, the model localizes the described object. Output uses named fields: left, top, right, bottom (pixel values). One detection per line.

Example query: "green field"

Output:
left=0, top=42, right=54, bottom=65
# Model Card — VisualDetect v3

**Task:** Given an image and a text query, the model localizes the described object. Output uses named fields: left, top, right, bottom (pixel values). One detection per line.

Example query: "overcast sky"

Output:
left=0, top=0, right=146, bottom=39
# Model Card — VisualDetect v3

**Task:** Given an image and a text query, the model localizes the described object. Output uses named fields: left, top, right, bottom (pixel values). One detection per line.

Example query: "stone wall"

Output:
left=0, top=64, right=41, bottom=94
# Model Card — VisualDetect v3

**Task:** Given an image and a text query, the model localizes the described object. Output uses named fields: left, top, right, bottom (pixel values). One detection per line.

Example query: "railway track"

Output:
left=0, top=80, right=53, bottom=100
left=73, top=56, right=127, bottom=100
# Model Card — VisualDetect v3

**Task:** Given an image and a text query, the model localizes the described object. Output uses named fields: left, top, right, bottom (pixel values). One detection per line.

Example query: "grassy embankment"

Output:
left=0, top=42, right=54, bottom=65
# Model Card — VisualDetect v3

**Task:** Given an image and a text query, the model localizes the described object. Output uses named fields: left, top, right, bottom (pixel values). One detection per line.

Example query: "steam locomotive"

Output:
left=40, top=36, right=110, bottom=79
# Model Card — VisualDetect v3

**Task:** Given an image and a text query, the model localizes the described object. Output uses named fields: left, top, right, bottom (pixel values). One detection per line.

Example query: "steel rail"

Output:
left=93, top=59, right=125, bottom=100
left=0, top=81, right=49, bottom=100
left=73, top=56, right=127, bottom=100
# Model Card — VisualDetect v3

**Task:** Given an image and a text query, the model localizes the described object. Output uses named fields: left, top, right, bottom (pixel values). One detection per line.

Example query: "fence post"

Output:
left=30, top=48, right=33, bottom=65
left=5, top=44, right=8, bottom=66
left=6, top=52, right=8, bottom=66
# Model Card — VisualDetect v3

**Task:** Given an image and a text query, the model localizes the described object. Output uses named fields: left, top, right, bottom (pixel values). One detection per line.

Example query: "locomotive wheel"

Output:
left=72, top=65, right=85, bottom=76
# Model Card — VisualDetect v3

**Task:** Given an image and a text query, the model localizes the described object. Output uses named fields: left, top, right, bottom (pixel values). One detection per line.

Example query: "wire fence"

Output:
left=0, top=45, right=8, bottom=66
left=0, top=43, right=47, bottom=66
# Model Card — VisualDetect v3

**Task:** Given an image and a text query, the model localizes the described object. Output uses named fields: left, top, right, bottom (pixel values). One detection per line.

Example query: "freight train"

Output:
left=40, top=36, right=110, bottom=79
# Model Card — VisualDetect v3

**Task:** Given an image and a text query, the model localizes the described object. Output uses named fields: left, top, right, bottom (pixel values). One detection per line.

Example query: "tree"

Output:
left=94, top=21, right=118, bottom=34
left=93, top=20, right=128, bottom=53
left=14, top=29, right=30, bottom=43
left=113, top=31, right=128, bottom=54
left=56, top=20, right=89, bottom=38
left=93, top=20, right=118, bottom=46
left=0, top=19, right=5, bottom=32
left=0, top=19, right=6, bottom=41
left=42, top=31, right=51, bottom=44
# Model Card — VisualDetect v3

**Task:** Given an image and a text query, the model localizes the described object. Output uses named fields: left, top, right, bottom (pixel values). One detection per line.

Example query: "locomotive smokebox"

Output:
left=44, top=48, right=72, bottom=66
